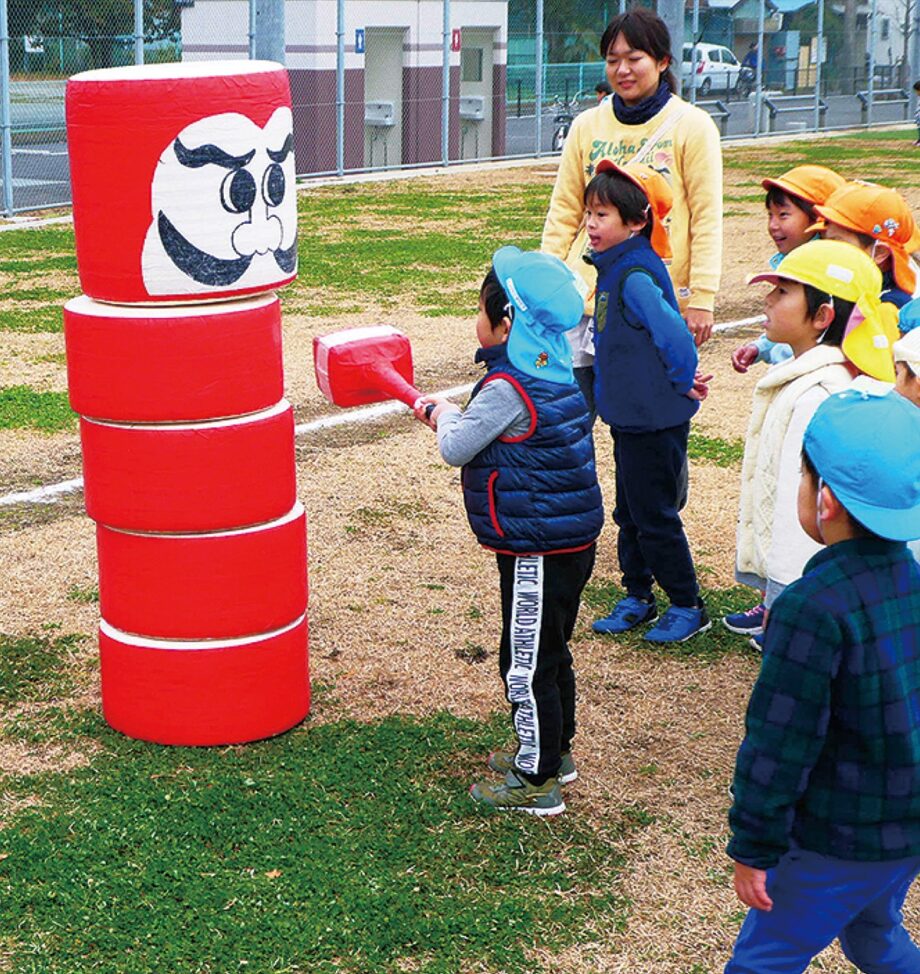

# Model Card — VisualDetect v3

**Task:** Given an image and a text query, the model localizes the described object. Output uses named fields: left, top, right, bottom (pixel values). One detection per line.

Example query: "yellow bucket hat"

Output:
left=748, top=239, right=898, bottom=382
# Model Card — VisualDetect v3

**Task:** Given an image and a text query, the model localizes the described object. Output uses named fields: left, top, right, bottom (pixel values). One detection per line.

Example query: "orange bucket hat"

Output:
left=761, top=164, right=846, bottom=207
left=812, top=181, right=918, bottom=295
left=595, top=159, right=673, bottom=260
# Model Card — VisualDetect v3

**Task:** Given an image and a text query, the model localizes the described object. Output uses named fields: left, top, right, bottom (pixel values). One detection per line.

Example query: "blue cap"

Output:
left=898, top=296, right=920, bottom=334
left=492, top=246, right=585, bottom=383
left=803, top=388, right=920, bottom=541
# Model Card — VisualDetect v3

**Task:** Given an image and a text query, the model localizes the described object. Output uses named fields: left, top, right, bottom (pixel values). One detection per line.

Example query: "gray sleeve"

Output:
left=436, top=378, right=530, bottom=467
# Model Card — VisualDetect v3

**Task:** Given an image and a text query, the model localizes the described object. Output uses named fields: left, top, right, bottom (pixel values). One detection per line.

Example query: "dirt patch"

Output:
left=0, top=429, right=81, bottom=495
left=0, top=333, right=68, bottom=391
left=0, top=738, right=99, bottom=777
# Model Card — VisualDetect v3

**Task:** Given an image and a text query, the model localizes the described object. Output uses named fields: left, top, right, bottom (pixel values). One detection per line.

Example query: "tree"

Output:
left=9, top=0, right=179, bottom=69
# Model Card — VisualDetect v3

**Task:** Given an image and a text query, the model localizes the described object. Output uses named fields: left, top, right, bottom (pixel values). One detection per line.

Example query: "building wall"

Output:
left=181, top=0, right=508, bottom=173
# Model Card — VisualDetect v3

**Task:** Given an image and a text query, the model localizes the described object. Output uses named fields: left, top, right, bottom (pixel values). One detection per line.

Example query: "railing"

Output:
left=856, top=87, right=909, bottom=125
left=697, top=98, right=731, bottom=136
left=763, top=94, right=827, bottom=133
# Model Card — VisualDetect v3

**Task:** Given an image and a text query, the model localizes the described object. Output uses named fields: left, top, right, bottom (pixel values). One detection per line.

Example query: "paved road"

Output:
left=1, top=81, right=913, bottom=213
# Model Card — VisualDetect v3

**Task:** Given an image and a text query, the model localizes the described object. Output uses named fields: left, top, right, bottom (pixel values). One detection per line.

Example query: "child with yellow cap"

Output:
left=731, top=240, right=898, bottom=650
left=813, top=180, right=920, bottom=310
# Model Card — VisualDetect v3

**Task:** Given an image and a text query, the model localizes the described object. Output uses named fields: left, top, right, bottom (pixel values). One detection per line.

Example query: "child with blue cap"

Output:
left=415, top=246, right=604, bottom=816
left=724, top=388, right=920, bottom=973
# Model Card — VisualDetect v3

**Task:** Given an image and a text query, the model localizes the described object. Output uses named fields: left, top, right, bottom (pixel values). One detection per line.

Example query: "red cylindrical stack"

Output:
left=64, top=61, right=309, bottom=745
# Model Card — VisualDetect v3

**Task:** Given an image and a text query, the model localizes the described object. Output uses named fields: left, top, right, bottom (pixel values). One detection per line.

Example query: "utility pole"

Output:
left=253, top=0, right=285, bottom=63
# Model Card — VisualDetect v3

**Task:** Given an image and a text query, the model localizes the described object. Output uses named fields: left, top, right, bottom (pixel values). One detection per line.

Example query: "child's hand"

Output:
left=731, top=343, right=759, bottom=374
left=413, top=396, right=459, bottom=430
left=733, top=862, right=773, bottom=912
left=687, top=372, right=714, bottom=401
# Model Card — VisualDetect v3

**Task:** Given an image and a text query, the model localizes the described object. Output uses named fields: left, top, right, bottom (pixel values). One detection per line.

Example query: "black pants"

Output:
left=611, top=422, right=698, bottom=608
left=496, top=545, right=596, bottom=784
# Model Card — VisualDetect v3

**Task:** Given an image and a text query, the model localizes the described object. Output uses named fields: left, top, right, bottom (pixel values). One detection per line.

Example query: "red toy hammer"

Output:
left=313, top=326, right=429, bottom=413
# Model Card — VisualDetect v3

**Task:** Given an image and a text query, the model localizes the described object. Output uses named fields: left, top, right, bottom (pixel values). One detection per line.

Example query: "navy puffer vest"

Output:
left=591, top=235, right=698, bottom=432
left=461, top=346, right=604, bottom=555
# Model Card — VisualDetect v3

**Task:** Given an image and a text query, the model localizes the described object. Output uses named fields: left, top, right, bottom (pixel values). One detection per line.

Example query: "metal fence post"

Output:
left=134, top=0, right=144, bottom=65
left=754, top=0, right=765, bottom=136
left=814, top=0, right=824, bottom=129
left=535, top=0, right=544, bottom=157
left=442, top=0, right=450, bottom=167
left=249, top=0, right=257, bottom=59
left=253, top=0, right=285, bottom=63
left=690, top=0, right=701, bottom=105
left=0, top=0, right=12, bottom=216
left=911, top=0, right=920, bottom=121
left=336, top=0, right=345, bottom=176
left=867, top=0, right=877, bottom=125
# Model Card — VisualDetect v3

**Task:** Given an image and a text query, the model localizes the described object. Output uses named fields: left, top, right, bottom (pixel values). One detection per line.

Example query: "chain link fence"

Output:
left=1, top=0, right=917, bottom=214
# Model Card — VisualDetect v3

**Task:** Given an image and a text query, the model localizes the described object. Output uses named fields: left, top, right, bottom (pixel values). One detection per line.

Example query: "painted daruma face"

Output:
left=142, top=106, right=297, bottom=295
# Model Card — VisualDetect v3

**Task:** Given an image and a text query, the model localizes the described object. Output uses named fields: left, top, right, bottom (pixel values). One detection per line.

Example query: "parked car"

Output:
left=681, top=43, right=742, bottom=95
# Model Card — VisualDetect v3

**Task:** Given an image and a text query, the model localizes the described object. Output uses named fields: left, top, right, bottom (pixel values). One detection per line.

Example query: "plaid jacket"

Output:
left=728, top=538, right=920, bottom=869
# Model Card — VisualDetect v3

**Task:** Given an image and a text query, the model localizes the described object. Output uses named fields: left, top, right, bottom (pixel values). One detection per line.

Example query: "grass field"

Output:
left=1, top=127, right=919, bottom=973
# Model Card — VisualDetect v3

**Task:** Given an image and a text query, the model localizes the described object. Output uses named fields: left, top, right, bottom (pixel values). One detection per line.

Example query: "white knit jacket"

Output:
left=736, top=345, right=853, bottom=586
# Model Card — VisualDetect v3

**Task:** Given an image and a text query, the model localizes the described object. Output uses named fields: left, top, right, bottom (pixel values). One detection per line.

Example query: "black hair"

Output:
left=913, top=80, right=920, bottom=92
left=802, top=283, right=853, bottom=347
left=765, top=185, right=817, bottom=222
left=583, top=170, right=653, bottom=242
left=480, top=267, right=510, bottom=329
left=595, top=79, right=613, bottom=95
left=599, top=9, right=677, bottom=94
left=801, top=445, right=882, bottom=539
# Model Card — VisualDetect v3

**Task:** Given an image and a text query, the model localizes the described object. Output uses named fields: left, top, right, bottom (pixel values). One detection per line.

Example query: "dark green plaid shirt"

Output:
left=728, top=537, right=920, bottom=869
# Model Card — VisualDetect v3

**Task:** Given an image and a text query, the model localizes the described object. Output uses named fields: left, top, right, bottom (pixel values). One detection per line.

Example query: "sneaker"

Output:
left=470, top=770, right=565, bottom=816
left=487, top=749, right=578, bottom=785
left=592, top=596, right=657, bottom=634
left=749, top=631, right=764, bottom=652
left=644, top=603, right=712, bottom=643
left=722, top=603, right=766, bottom=636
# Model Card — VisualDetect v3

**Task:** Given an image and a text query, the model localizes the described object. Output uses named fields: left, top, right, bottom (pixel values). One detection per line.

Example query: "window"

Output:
left=461, top=48, right=483, bottom=83
left=881, top=17, right=890, bottom=40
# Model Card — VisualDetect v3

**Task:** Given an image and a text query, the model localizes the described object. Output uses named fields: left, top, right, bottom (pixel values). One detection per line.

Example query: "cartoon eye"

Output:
left=220, top=169, right=257, bottom=214
left=262, top=163, right=286, bottom=207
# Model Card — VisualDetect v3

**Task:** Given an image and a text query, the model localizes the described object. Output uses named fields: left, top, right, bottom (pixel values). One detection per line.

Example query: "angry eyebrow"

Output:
left=173, top=139, right=256, bottom=170
left=267, top=134, right=294, bottom=163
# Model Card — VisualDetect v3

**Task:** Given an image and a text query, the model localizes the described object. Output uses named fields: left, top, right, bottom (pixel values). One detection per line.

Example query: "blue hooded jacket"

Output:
left=461, top=345, right=604, bottom=556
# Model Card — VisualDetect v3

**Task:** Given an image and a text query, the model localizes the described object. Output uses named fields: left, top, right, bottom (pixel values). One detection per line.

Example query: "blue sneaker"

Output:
left=644, top=603, right=711, bottom=643
left=592, top=596, right=657, bottom=634
left=722, top=603, right=766, bottom=636
left=749, top=632, right=764, bottom=652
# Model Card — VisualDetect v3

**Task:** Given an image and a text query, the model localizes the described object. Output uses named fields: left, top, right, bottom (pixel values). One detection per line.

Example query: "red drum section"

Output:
left=99, top=616, right=310, bottom=746
left=65, top=294, right=283, bottom=422
left=81, top=401, right=296, bottom=532
left=66, top=61, right=298, bottom=304
left=97, top=504, right=307, bottom=640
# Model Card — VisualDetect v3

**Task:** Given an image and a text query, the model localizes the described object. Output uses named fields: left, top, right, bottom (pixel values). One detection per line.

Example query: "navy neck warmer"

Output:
left=612, top=80, right=672, bottom=125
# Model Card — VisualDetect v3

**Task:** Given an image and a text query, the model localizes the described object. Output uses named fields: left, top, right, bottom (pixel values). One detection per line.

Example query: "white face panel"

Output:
left=141, top=106, right=297, bottom=295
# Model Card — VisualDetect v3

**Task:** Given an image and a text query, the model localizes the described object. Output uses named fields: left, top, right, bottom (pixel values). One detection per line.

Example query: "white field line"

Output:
left=0, top=316, right=764, bottom=508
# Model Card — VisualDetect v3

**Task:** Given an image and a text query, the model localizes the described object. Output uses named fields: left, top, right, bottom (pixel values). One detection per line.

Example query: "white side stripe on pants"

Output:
left=507, top=555, right=544, bottom=776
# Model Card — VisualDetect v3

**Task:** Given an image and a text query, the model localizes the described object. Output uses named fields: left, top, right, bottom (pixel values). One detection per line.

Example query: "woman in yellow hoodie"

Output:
left=542, top=8, right=723, bottom=411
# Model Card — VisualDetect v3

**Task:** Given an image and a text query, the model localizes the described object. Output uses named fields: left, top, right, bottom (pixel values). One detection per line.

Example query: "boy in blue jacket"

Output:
left=416, top=247, right=604, bottom=816
left=586, top=160, right=710, bottom=643
left=725, top=388, right=920, bottom=973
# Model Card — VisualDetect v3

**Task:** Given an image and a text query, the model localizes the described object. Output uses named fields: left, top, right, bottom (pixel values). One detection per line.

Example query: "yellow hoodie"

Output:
left=541, top=95, right=723, bottom=315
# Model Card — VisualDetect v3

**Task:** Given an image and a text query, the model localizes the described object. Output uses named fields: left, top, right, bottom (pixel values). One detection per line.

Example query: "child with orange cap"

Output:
left=585, top=160, right=712, bottom=644
left=813, top=180, right=919, bottom=310
left=732, top=165, right=846, bottom=375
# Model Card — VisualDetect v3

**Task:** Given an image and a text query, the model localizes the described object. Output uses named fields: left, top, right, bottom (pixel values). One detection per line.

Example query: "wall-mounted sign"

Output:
left=355, top=29, right=365, bottom=54
left=451, top=29, right=461, bottom=52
